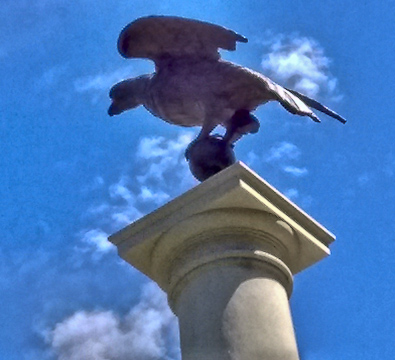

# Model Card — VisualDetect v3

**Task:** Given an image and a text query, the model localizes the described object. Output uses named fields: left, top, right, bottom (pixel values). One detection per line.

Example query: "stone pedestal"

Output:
left=109, top=162, right=335, bottom=360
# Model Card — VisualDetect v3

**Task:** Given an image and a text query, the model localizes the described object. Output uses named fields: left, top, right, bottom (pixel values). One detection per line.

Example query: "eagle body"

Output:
left=142, top=58, right=274, bottom=132
left=109, top=16, right=346, bottom=143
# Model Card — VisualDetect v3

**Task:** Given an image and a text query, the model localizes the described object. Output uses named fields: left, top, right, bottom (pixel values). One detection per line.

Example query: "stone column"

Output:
left=109, top=162, right=335, bottom=360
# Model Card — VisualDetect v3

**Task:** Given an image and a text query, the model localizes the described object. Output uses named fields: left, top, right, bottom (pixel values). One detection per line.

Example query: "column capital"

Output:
left=109, top=162, right=334, bottom=293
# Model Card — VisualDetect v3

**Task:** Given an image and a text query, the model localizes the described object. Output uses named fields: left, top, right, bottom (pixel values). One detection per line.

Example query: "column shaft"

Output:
left=172, top=257, right=299, bottom=360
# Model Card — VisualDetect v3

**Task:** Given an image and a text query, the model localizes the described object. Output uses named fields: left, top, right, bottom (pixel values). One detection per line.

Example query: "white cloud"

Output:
left=74, top=59, right=154, bottom=94
left=138, top=186, right=170, bottom=205
left=74, top=67, right=136, bottom=93
left=62, top=133, right=193, bottom=353
left=81, top=229, right=115, bottom=254
left=109, top=178, right=135, bottom=203
left=137, top=137, right=171, bottom=159
left=36, top=64, right=68, bottom=89
left=136, top=132, right=196, bottom=187
left=283, top=165, right=308, bottom=177
left=265, top=141, right=301, bottom=162
left=284, top=188, right=299, bottom=200
left=245, top=150, right=259, bottom=167
left=80, top=132, right=196, bottom=256
left=261, top=35, right=341, bottom=99
left=81, top=176, right=105, bottom=193
left=265, top=142, right=308, bottom=177
left=137, top=133, right=194, bottom=160
left=357, top=172, right=374, bottom=187
left=46, top=282, right=180, bottom=360
left=105, top=177, right=143, bottom=229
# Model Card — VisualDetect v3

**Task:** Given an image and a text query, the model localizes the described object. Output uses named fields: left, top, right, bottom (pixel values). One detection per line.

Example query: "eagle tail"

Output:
left=285, top=88, right=346, bottom=124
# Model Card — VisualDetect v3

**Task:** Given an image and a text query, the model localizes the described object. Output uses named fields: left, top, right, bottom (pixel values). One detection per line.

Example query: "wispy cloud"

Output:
left=20, top=132, right=195, bottom=357
left=74, top=67, right=136, bottom=93
left=357, top=172, right=372, bottom=187
left=36, top=64, right=68, bottom=89
left=283, top=165, right=308, bottom=177
left=74, top=58, right=155, bottom=95
left=261, top=35, right=341, bottom=100
left=245, top=150, right=259, bottom=167
left=138, top=186, right=170, bottom=205
left=80, top=229, right=116, bottom=254
left=45, top=282, right=180, bottom=360
left=265, top=141, right=308, bottom=177
left=265, top=141, right=301, bottom=162
left=38, top=131, right=195, bottom=360
left=284, top=188, right=299, bottom=200
left=136, top=133, right=195, bottom=187
left=80, top=131, right=196, bottom=256
left=241, top=141, right=312, bottom=207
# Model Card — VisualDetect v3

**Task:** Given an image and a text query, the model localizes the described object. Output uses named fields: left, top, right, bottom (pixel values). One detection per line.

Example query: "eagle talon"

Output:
left=223, top=110, right=261, bottom=144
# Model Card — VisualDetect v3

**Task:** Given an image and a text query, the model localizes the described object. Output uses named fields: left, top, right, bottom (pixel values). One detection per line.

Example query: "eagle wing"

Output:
left=117, top=16, right=248, bottom=62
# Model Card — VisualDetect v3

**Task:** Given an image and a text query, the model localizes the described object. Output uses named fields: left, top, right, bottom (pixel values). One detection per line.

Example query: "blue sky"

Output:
left=1, top=0, right=394, bottom=359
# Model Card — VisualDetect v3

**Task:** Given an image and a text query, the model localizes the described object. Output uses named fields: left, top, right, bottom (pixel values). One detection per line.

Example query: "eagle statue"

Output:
left=108, top=16, right=346, bottom=180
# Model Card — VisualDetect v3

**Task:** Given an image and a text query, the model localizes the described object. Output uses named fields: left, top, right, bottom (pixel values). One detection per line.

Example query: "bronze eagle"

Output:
left=108, top=16, right=346, bottom=145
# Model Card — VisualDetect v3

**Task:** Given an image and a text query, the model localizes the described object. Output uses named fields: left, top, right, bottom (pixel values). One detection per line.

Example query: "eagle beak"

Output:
left=108, top=104, right=120, bottom=116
